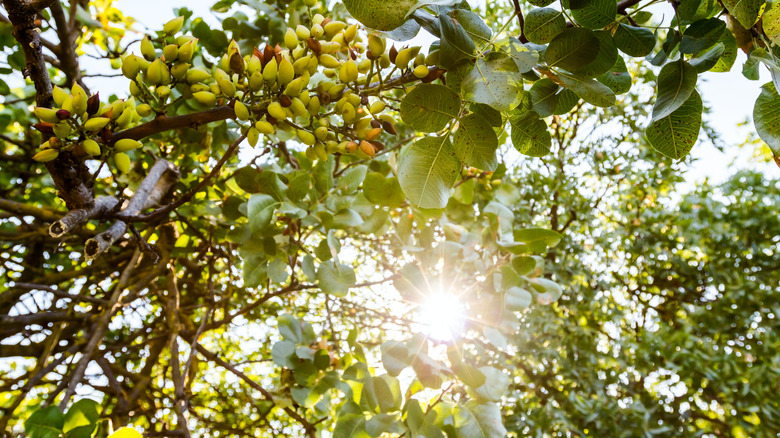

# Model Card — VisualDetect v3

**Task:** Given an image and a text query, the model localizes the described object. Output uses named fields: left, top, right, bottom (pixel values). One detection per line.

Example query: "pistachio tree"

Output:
left=0, top=0, right=777, bottom=437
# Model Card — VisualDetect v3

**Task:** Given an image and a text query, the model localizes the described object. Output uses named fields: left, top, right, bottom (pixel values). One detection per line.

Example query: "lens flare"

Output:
left=417, top=292, right=465, bottom=341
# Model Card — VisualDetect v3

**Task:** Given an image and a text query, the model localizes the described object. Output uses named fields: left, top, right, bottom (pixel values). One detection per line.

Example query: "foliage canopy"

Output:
left=0, top=0, right=778, bottom=436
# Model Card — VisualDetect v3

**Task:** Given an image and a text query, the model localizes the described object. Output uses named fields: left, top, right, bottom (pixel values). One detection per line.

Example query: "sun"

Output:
left=416, top=292, right=466, bottom=341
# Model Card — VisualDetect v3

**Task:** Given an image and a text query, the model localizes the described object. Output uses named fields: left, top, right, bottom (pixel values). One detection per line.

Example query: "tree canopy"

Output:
left=0, top=0, right=778, bottom=437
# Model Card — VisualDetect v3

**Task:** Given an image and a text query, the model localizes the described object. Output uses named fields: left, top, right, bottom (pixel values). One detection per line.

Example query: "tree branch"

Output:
left=110, top=106, right=236, bottom=145
left=49, top=0, right=84, bottom=90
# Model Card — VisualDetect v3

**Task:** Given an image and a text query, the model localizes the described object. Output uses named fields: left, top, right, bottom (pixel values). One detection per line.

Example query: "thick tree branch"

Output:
left=110, top=106, right=237, bottom=145
left=113, top=134, right=245, bottom=223
left=84, top=159, right=179, bottom=259
left=0, top=197, right=63, bottom=221
left=49, top=195, right=118, bottom=237
left=49, top=0, right=84, bottom=90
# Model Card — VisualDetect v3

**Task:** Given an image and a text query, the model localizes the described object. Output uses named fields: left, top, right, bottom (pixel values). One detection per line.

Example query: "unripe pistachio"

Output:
left=277, top=58, right=295, bottom=85
left=246, top=55, right=262, bottom=74
left=413, top=65, right=429, bottom=78
left=394, top=47, right=419, bottom=69
left=297, top=129, right=316, bottom=145
left=379, top=54, right=391, bottom=68
left=114, top=152, right=131, bottom=173
left=163, top=44, right=178, bottom=61
left=156, top=85, right=171, bottom=99
left=122, top=54, right=141, bottom=79
left=342, top=102, right=356, bottom=122
left=71, top=83, right=86, bottom=98
left=217, top=76, right=236, bottom=97
left=331, top=33, right=346, bottom=46
left=84, top=117, right=110, bottom=131
left=304, top=0, right=317, bottom=7
left=344, top=24, right=358, bottom=42
left=136, top=103, right=153, bottom=117
left=82, top=139, right=101, bottom=156
left=249, top=71, right=264, bottom=91
left=52, top=86, right=68, bottom=107
left=358, top=58, right=371, bottom=73
left=296, top=25, right=310, bottom=41
left=141, top=37, right=156, bottom=61
left=247, top=127, right=260, bottom=146
left=220, top=54, right=231, bottom=72
left=186, top=67, right=211, bottom=83
left=34, top=107, right=61, bottom=124
left=71, top=93, right=87, bottom=115
left=263, top=58, right=278, bottom=84
left=146, top=58, right=164, bottom=85
left=365, top=127, right=382, bottom=141
left=339, top=59, right=358, bottom=83
left=315, top=126, right=329, bottom=140
left=60, top=96, right=73, bottom=113
left=426, top=50, right=440, bottom=66
left=345, top=141, right=359, bottom=153
left=128, top=81, right=142, bottom=97
left=115, top=138, right=143, bottom=152
left=368, top=34, right=385, bottom=57
left=319, top=54, right=340, bottom=69
left=307, top=95, right=321, bottom=115
left=176, top=35, right=196, bottom=45
left=324, top=21, right=346, bottom=37
left=171, top=62, right=189, bottom=80
left=267, top=101, right=287, bottom=121
left=193, top=91, right=217, bottom=106
left=33, top=148, right=59, bottom=162
left=234, top=101, right=250, bottom=121
left=313, top=142, right=328, bottom=161
left=311, top=23, right=324, bottom=38
left=53, top=121, right=71, bottom=138
left=284, top=28, right=298, bottom=50
left=289, top=97, right=308, bottom=118
left=255, top=119, right=275, bottom=134
left=369, top=100, right=385, bottom=114
left=283, top=76, right=304, bottom=97
left=414, top=53, right=425, bottom=66
left=312, top=14, right=325, bottom=25
left=293, top=55, right=310, bottom=75
left=163, top=16, right=184, bottom=36
left=178, top=40, right=196, bottom=62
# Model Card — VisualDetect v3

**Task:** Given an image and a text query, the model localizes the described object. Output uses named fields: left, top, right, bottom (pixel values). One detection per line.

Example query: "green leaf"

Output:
left=453, top=114, right=499, bottom=170
left=439, top=13, right=477, bottom=69
left=569, top=0, right=617, bottom=29
left=343, top=0, right=418, bottom=31
left=313, top=155, right=335, bottom=194
left=524, top=8, right=566, bottom=44
left=461, top=52, right=525, bottom=112
left=764, top=1, right=780, bottom=45
left=722, top=0, right=765, bottom=28
left=678, top=0, right=722, bottom=22
left=710, top=29, right=737, bottom=72
left=613, top=24, right=656, bottom=57
left=529, top=78, right=560, bottom=117
left=557, top=70, right=617, bottom=107
left=25, top=406, right=65, bottom=438
left=473, top=367, right=511, bottom=402
left=597, top=55, right=632, bottom=94
left=450, top=9, right=492, bottom=44
left=247, top=194, right=277, bottom=233
left=63, top=399, right=100, bottom=438
left=510, top=110, right=552, bottom=156
left=362, top=173, right=405, bottom=208
left=753, top=82, right=780, bottom=157
left=453, top=364, right=487, bottom=388
left=505, top=286, right=533, bottom=310
left=572, top=30, right=618, bottom=77
left=514, top=227, right=563, bottom=252
left=400, top=84, right=461, bottom=132
left=553, top=89, right=581, bottom=114
left=545, top=27, right=600, bottom=72
left=652, top=60, right=697, bottom=121
left=454, top=402, right=507, bottom=438
left=316, top=261, right=357, bottom=297
left=272, top=340, right=297, bottom=368
left=372, top=375, right=403, bottom=413
left=278, top=314, right=304, bottom=343
left=531, top=278, right=564, bottom=304
left=381, top=340, right=412, bottom=376
left=647, top=90, right=702, bottom=159
left=398, top=135, right=461, bottom=209
left=679, top=18, right=725, bottom=54
left=527, top=0, right=556, bottom=6
left=689, top=43, right=725, bottom=73
left=338, top=165, right=368, bottom=193
left=499, top=37, right=539, bottom=73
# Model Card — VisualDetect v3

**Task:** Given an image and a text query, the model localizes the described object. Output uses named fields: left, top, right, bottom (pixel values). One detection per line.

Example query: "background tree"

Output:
left=0, top=0, right=778, bottom=437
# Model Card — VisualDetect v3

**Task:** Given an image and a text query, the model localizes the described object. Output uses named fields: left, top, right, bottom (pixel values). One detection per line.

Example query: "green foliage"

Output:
left=1, top=0, right=779, bottom=436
